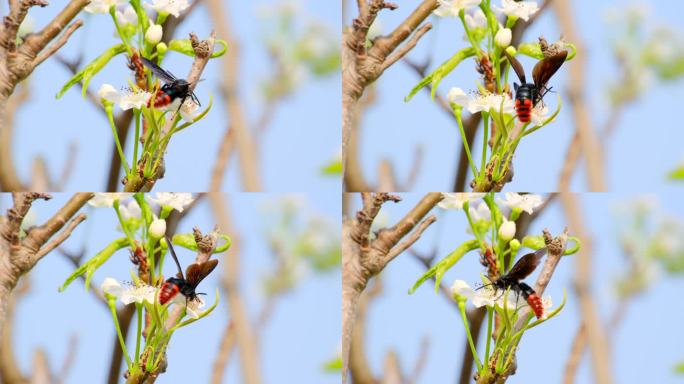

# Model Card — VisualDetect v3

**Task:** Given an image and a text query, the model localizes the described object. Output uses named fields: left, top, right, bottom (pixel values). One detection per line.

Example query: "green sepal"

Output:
left=56, top=44, right=127, bottom=99
left=58, top=238, right=130, bottom=292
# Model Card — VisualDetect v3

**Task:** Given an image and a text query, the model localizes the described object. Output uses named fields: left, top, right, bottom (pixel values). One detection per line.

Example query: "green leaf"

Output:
left=669, top=166, right=684, bottom=180
left=171, top=232, right=232, bottom=253
left=56, top=44, right=127, bottom=99
left=322, top=357, right=342, bottom=372
left=409, top=239, right=480, bottom=294
left=167, top=39, right=228, bottom=58
left=58, top=238, right=129, bottom=292
left=320, top=159, right=342, bottom=175
left=405, top=47, right=477, bottom=102
left=516, top=42, right=577, bottom=61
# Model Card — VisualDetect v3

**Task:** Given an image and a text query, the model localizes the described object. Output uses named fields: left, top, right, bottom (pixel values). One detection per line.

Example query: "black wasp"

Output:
left=483, top=247, right=547, bottom=318
left=141, top=57, right=201, bottom=110
left=159, top=236, right=218, bottom=305
left=505, top=49, right=567, bottom=123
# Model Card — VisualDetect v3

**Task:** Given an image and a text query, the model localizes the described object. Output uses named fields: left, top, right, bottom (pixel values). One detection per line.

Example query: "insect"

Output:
left=141, top=57, right=201, bottom=110
left=505, top=50, right=567, bottom=123
left=482, top=247, right=548, bottom=318
left=159, top=237, right=218, bottom=305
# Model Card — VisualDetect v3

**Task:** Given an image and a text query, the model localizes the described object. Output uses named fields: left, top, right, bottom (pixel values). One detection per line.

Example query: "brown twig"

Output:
left=0, top=0, right=88, bottom=191
left=0, top=192, right=91, bottom=338
left=342, top=192, right=443, bottom=383
left=208, top=193, right=261, bottom=384
left=343, top=0, right=439, bottom=191
left=553, top=1, right=606, bottom=191
left=206, top=0, right=262, bottom=191
left=559, top=194, right=612, bottom=384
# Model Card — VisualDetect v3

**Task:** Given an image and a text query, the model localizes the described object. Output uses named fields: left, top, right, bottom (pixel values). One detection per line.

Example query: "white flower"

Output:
left=447, top=87, right=470, bottom=108
left=85, top=0, right=127, bottom=14
left=439, top=193, right=485, bottom=210
left=434, top=0, right=482, bottom=17
left=144, top=0, right=189, bottom=17
left=147, top=193, right=195, bottom=212
left=115, top=5, right=138, bottom=26
left=119, top=200, right=141, bottom=221
left=179, top=99, right=199, bottom=122
left=149, top=216, right=167, bottom=239
left=88, top=193, right=133, bottom=208
left=170, top=295, right=205, bottom=318
left=98, top=84, right=152, bottom=111
left=102, top=278, right=157, bottom=305
left=451, top=279, right=474, bottom=301
left=469, top=202, right=491, bottom=222
left=530, top=104, right=550, bottom=126
left=493, top=0, right=539, bottom=22
left=145, top=24, right=163, bottom=45
left=464, top=9, right=487, bottom=30
left=499, top=217, right=516, bottom=241
left=495, top=28, right=512, bottom=48
left=497, top=193, right=543, bottom=214
left=467, top=92, right=515, bottom=115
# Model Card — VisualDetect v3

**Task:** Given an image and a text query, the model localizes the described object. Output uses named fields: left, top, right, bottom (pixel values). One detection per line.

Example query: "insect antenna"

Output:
left=165, top=236, right=185, bottom=279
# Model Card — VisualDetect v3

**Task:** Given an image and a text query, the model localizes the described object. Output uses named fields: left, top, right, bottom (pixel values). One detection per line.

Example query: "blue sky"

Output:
left=2, top=193, right=340, bottom=383
left=10, top=0, right=340, bottom=192
left=348, top=192, right=684, bottom=384
left=353, top=0, right=684, bottom=192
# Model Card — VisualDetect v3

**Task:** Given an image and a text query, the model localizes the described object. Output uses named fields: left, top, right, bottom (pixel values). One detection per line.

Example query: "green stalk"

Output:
left=459, top=301, right=483, bottom=371
left=480, top=112, right=490, bottom=181
left=106, top=105, right=131, bottom=175
left=134, top=303, right=143, bottom=363
left=110, top=7, right=133, bottom=56
left=454, top=108, right=478, bottom=177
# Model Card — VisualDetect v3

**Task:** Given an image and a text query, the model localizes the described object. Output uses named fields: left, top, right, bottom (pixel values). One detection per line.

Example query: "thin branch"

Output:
left=552, top=1, right=606, bottom=191
left=559, top=194, right=612, bottom=384
left=206, top=0, right=262, bottom=191
left=33, top=212, right=86, bottom=261
left=381, top=22, right=432, bottom=71
left=23, top=193, right=93, bottom=260
left=32, top=20, right=83, bottom=67
left=385, top=215, right=437, bottom=260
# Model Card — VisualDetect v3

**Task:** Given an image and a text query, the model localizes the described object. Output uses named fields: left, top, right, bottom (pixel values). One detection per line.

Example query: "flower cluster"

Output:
left=410, top=192, right=580, bottom=380
left=406, top=0, right=575, bottom=191
left=58, top=0, right=226, bottom=192
left=61, top=192, right=229, bottom=380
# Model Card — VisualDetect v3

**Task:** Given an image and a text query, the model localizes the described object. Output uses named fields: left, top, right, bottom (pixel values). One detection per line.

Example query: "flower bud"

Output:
left=495, top=28, right=512, bottom=48
left=156, top=42, right=168, bottom=56
left=145, top=24, right=163, bottom=45
left=149, top=217, right=166, bottom=239
left=498, top=218, right=516, bottom=241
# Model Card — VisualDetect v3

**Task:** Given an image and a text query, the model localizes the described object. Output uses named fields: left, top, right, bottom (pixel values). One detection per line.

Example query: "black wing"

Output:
left=532, top=50, right=568, bottom=89
left=505, top=51, right=527, bottom=84
left=185, top=259, right=219, bottom=288
left=506, top=248, right=547, bottom=281
left=166, top=236, right=185, bottom=279
left=141, top=57, right=177, bottom=83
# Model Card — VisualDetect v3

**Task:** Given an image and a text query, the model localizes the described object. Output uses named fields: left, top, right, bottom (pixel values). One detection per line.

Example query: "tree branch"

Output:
left=342, top=192, right=442, bottom=383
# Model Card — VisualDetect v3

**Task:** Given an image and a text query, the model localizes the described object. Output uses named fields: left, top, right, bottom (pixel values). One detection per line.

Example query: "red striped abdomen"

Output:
left=515, top=98, right=532, bottom=123
left=526, top=293, right=544, bottom=319
left=159, top=281, right=180, bottom=305
left=148, top=90, right=172, bottom=108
